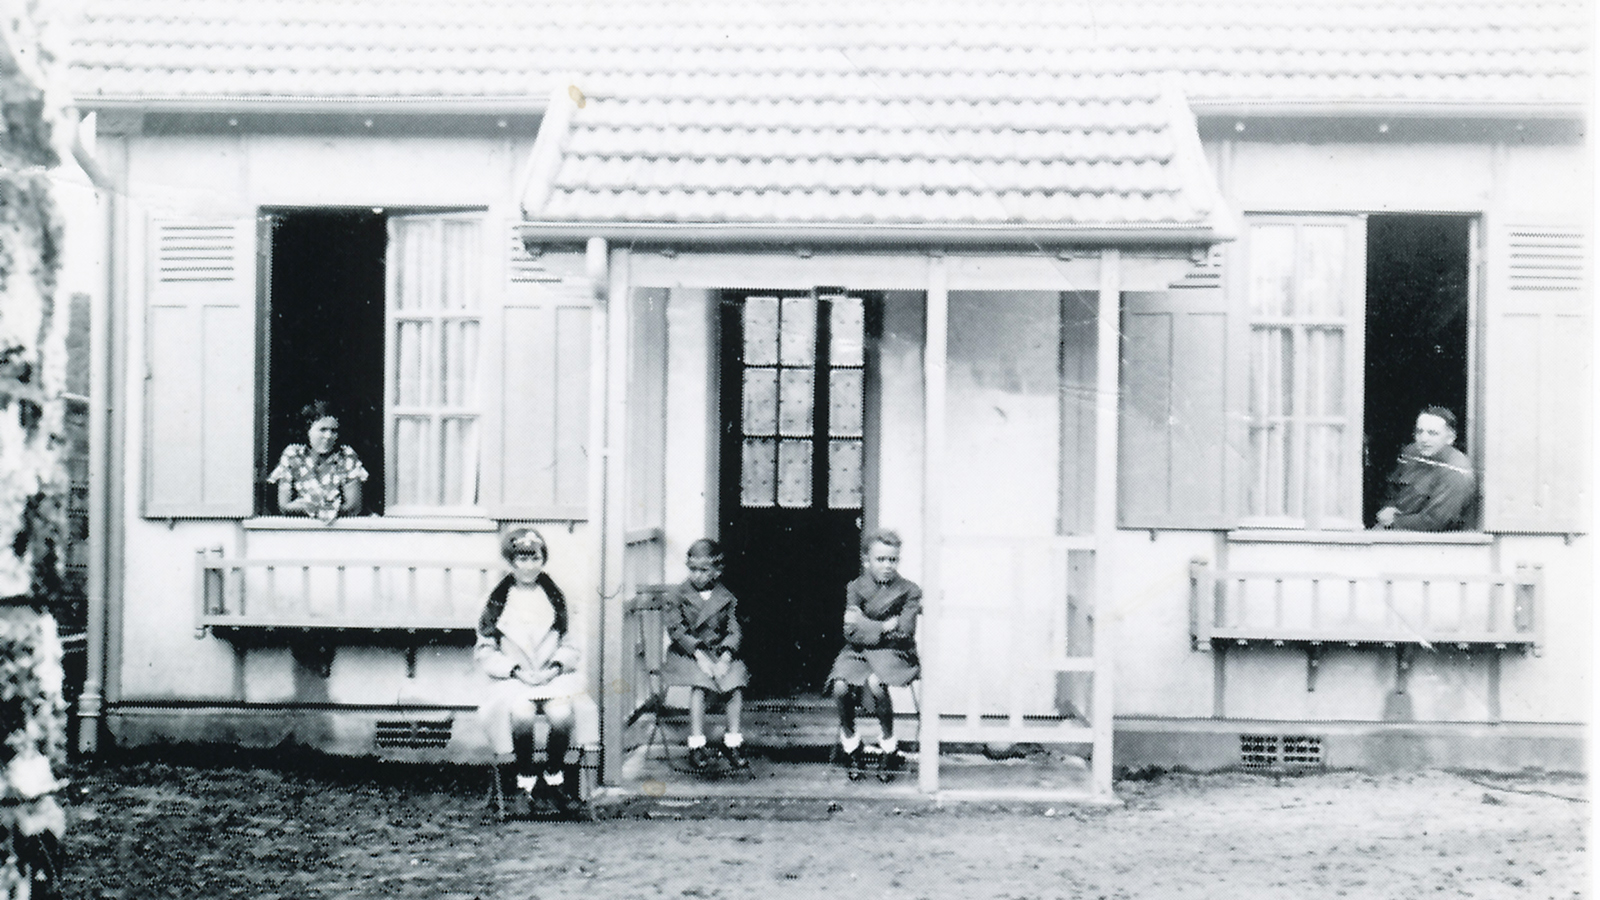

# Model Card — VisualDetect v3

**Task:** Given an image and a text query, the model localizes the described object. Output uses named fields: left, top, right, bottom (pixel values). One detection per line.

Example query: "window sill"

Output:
left=244, top=516, right=500, bottom=533
left=1227, top=529, right=1493, bottom=546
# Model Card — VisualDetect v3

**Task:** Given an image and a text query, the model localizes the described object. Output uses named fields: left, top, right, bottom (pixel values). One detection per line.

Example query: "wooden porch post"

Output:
left=919, top=253, right=947, bottom=793
left=598, top=246, right=631, bottom=785
left=1092, top=248, right=1121, bottom=797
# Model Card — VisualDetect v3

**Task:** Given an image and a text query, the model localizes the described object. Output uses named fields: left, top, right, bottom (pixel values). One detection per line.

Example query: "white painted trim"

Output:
left=918, top=254, right=947, bottom=795
left=1091, top=248, right=1121, bottom=799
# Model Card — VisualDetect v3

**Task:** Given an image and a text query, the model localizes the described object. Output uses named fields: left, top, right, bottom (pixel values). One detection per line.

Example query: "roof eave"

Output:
left=1189, top=98, right=1588, bottom=120
left=516, top=220, right=1232, bottom=247
left=69, top=94, right=551, bottom=116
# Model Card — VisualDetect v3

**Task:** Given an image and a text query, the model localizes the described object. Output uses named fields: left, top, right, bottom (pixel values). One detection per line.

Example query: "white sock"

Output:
left=687, top=734, right=707, bottom=749
left=879, top=736, right=898, bottom=754
left=723, top=732, right=743, bottom=748
left=515, top=774, right=538, bottom=792
left=839, top=731, right=860, bottom=754
left=543, top=769, right=564, bottom=787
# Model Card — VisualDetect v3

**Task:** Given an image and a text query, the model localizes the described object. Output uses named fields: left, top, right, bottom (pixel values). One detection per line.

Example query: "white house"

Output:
left=66, top=0, right=1589, bottom=799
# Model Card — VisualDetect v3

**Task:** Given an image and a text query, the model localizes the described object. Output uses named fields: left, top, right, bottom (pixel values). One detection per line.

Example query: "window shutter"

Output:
left=143, top=218, right=257, bottom=518
left=482, top=227, right=593, bottom=519
left=1119, top=252, right=1238, bottom=528
left=1483, top=225, right=1589, bottom=533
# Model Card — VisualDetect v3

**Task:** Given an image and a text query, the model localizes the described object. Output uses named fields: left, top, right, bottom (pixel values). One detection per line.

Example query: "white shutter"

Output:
left=143, top=218, right=257, bottom=517
left=1483, top=225, right=1588, bottom=532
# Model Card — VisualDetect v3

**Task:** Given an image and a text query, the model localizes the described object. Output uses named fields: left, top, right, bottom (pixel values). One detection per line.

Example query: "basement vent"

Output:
left=375, top=719, right=453, bottom=750
left=1239, top=734, right=1323, bottom=769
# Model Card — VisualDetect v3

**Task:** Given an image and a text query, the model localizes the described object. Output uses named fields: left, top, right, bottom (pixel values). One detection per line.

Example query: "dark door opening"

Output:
left=263, top=209, right=387, bottom=514
left=718, top=291, right=874, bottom=698
left=1363, top=214, right=1472, bottom=526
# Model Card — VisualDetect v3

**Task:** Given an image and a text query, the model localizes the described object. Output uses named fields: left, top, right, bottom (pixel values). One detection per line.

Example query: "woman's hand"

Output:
left=694, top=649, right=717, bottom=679
left=715, top=651, right=733, bottom=680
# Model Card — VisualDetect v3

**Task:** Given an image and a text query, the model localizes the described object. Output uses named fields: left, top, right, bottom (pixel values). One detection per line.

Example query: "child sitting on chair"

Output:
left=828, top=528, right=921, bottom=781
left=476, top=527, right=597, bottom=818
left=663, top=539, right=751, bottom=772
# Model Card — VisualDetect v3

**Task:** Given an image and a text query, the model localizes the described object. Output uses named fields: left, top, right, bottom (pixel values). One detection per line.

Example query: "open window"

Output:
left=1120, top=212, right=1483, bottom=533
left=1238, top=213, right=1473, bottom=530
left=262, top=209, right=485, bottom=516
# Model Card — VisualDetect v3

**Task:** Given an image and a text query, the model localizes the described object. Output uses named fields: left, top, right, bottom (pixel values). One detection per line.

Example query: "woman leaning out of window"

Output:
left=268, top=400, right=368, bottom=523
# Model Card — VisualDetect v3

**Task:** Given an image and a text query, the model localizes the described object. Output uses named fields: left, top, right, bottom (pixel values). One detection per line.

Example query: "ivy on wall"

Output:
left=0, top=1, right=75, bottom=895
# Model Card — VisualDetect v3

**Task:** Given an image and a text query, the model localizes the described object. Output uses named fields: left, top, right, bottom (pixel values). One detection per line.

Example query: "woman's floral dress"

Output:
left=268, top=445, right=368, bottom=520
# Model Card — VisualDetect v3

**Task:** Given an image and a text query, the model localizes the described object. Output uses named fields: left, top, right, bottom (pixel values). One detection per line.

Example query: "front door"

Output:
left=718, top=291, right=869, bottom=697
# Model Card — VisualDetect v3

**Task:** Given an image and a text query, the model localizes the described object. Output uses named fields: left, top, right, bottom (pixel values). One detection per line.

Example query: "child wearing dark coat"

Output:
left=828, top=528, right=921, bottom=780
left=663, top=539, right=751, bottom=771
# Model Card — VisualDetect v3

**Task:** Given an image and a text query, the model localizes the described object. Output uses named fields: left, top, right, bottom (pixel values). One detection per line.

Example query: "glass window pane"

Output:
left=777, top=439, right=812, bottom=508
left=1249, top=326, right=1292, bottom=420
left=440, top=416, right=479, bottom=506
left=1305, top=327, right=1345, bottom=416
left=742, top=368, right=778, bottom=435
left=393, top=416, right=431, bottom=506
left=1298, top=225, right=1348, bottom=317
left=779, top=368, right=814, bottom=436
left=441, top=220, right=480, bottom=310
left=441, top=320, right=480, bottom=408
left=780, top=295, right=816, bottom=366
left=743, top=296, right=779, bottom=365
left=740, top=438, right=776, bottom=507
left=828, top=439, right=863, bottom=509
left=829, top=294, right=864, bottom=366
left=1305, top=422, right=1348, bottom=523
left=829, top=368, right=863, bottom=436
left=395, top=320, right=431, bottom=407
left=1248, top=223, right=1297, bottom=316
left=393, top=222, right=431, bottom=311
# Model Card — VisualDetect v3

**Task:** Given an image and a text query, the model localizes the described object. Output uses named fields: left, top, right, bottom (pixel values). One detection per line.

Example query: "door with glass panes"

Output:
left=719, top=291, right=869, bottom=697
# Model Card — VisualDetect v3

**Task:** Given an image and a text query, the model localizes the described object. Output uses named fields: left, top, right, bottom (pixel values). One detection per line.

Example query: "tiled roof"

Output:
left=516, top=75, right=1230, bottom=239
left=70, top=1, right=1590, bottom=110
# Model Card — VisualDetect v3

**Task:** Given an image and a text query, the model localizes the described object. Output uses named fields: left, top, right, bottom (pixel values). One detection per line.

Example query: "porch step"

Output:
left=743, top=696, right=918, bottom=750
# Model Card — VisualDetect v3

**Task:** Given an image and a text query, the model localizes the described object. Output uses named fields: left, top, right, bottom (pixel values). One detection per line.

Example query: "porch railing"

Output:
left=934, top=536, right=1099, bottom=746
left=1189, top=559, right=1543, bottom=653
left=194, top=548, right=496, bottom=636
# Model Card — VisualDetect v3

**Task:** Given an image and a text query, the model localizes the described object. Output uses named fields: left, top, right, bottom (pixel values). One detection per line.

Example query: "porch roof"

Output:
left=69, top=1, right=1589, bottom=114
left=515, top=75, right=1230, bottom=242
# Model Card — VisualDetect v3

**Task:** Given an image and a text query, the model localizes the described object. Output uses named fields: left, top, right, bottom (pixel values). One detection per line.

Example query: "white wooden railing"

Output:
left=1189, top=559, right=1542, bottom=653
left=194, top=548, right=497, bottom=635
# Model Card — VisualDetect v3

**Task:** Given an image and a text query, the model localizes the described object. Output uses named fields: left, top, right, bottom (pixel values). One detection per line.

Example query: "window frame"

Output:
left=255, top=206, right=491, bottom=520
left=1235, top=213, right=1369, bottom=532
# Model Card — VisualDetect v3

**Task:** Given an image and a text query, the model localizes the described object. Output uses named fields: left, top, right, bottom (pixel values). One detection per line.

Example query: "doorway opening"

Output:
left=1362, top=214, right=1473, bottom=526
left=717, top=290, right=878, bottom=697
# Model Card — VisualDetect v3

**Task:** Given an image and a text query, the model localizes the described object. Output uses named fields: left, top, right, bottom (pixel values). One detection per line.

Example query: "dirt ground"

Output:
left=56, top=749, right=1586, bottom=900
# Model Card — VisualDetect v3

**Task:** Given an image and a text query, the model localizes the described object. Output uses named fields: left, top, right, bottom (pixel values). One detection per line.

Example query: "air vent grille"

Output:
left=375, top=718, right=453, bottom=750
left=1239, top=733, right=1323, bottom=769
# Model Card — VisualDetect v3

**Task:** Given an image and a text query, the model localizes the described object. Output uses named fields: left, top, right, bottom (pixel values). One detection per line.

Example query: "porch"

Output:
left=586, top=247, right=1197, bottom=803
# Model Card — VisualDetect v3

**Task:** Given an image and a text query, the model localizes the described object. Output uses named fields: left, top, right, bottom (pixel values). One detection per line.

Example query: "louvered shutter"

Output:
left=482, top=227, right=593, bottom=519
left=1483, top=225, right=1589, bottom=532
left=143, top=219, right=257, bottom=517
left=1119, top=251, right=1240, bottom=528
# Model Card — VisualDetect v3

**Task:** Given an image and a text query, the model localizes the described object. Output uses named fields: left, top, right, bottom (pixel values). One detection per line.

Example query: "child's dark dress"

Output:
left=663, top=582, right=750, bottom=692
left=828, top=574, right=922, bottom=687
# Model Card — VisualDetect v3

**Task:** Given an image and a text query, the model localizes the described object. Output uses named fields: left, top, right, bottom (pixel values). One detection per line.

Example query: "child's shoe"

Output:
left=721, top=733, right=750, bottom=771
left=876, top=747, right=905, bottom=782
left=846, top=748, right=870, bottom=781
left=545, top=769, right=587, bottom=820
left=687, top=745, right=716, bottom=772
